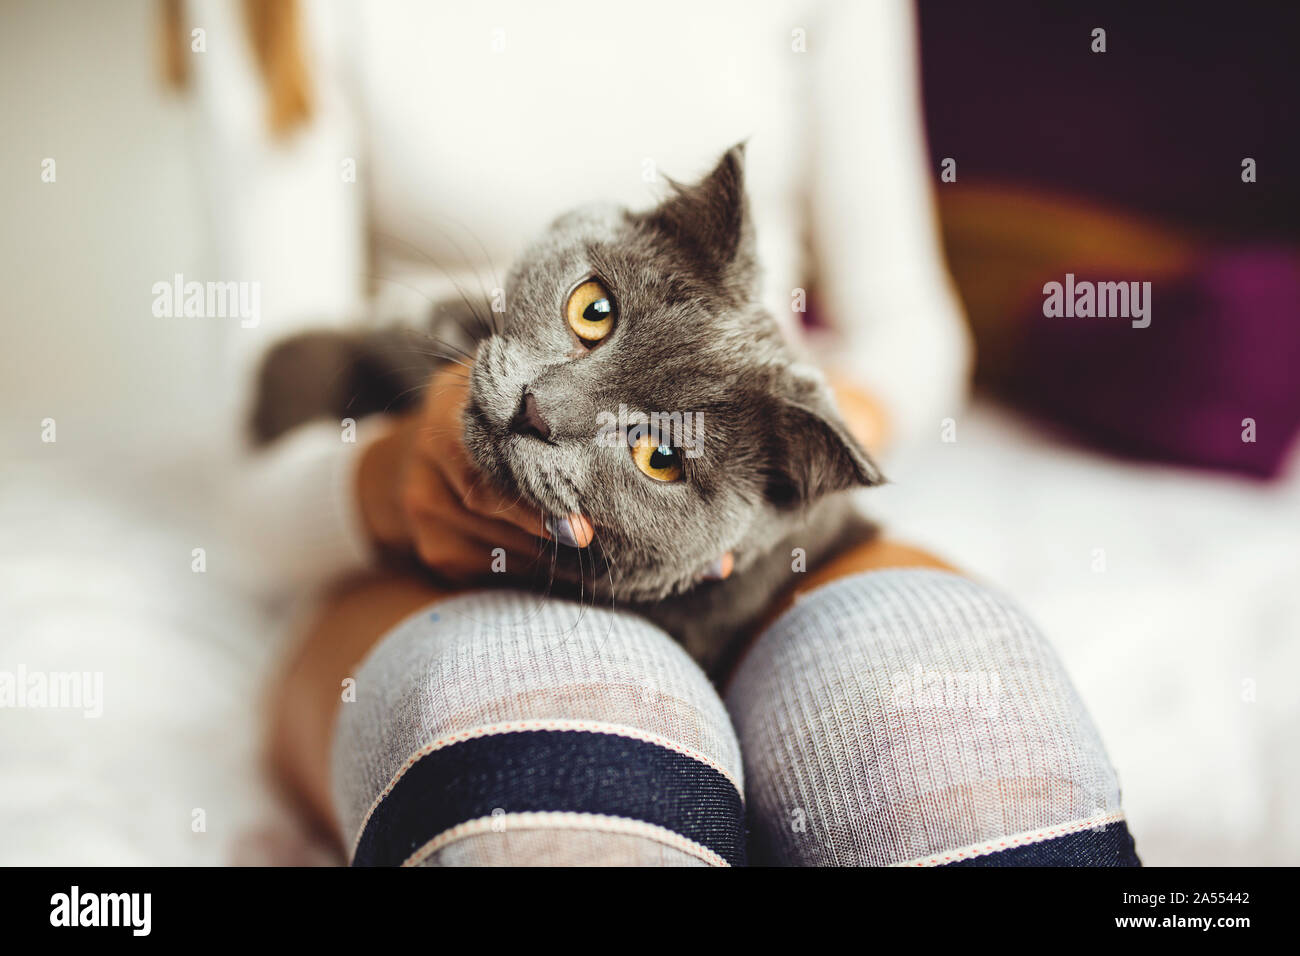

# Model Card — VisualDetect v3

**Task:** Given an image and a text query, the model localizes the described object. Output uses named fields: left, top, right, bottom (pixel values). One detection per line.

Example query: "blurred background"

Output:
left=1, top=0, right=1297, bottom=865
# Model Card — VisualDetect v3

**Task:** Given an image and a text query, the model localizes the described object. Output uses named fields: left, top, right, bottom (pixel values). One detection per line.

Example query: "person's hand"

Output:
left=356, top=364, right=593, bottom=582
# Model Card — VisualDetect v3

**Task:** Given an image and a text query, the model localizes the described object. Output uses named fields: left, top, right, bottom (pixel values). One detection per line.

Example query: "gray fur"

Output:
left=252, top=145, right=883, bottom=674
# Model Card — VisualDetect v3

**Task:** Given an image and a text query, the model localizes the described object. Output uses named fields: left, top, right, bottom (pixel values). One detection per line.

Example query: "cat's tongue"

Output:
left=546, top=513, right=594, bottom=548
left=701, top=552, right=734, bottom=582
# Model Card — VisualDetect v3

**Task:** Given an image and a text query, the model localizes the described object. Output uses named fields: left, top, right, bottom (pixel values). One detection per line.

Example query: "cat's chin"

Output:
left=463, top=422, right=579, bottom=527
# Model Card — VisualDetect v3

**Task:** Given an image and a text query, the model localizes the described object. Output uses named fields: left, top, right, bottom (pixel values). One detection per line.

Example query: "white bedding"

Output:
left=0, top=456, right=298, bottom=865
left=874, top=402, right=1300, bottom=865
left=2, top=400, right=1296, bottom=865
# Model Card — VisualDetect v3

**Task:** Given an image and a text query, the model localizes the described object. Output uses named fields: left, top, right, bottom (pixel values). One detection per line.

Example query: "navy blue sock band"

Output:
left=942, top=821, right=1141, bottom=867
left=352, top=728, right=746, bottom=866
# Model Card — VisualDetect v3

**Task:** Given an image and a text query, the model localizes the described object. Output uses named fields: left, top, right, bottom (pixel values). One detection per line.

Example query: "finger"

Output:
left=408, top=509, right=542, bottom=573
left=464, top=482, right=549, bottom=538
left=444, top=460, right=548, bottom=538
left=403, top=458, right=548, bottom=562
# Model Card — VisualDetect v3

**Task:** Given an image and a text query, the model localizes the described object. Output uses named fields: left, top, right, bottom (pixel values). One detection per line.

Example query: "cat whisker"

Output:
left=386, top=321, right=478, bottom=359
left=582, top=510, right=620, bottom=659
left=399, top=212, right=508, bottom=338
left=364, top=266, right=494, bottom=347
left=381, top=377, right=458, bottom=413
left=399, top=338, right=477, bottom=368
left=370, top=232, right=497, bottom=342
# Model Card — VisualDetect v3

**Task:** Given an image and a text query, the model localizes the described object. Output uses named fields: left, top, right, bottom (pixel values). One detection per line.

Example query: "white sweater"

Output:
left=185, top=0, right=970, bottom=594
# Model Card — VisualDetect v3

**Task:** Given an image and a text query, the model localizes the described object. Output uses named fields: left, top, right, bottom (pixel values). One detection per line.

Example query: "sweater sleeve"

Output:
left=224, top=416, right=392, bottom=597
left=808, top=0, right=973, bottom=456
left=184, top=0, right=377, bottom=595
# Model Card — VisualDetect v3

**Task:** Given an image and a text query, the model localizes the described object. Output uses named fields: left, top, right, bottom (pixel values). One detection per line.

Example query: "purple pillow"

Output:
left=1006, top=248, right=1300, bottom=478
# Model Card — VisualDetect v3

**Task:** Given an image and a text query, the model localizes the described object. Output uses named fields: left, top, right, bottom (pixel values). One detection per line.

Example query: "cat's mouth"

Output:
left=464, top=394, right=583, bottom=525
left=507, top=437, right=585, bottom=519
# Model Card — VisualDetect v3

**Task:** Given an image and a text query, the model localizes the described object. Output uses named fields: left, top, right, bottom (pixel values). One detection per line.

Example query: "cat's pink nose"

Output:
left=510, top=391, right=552, bottom=441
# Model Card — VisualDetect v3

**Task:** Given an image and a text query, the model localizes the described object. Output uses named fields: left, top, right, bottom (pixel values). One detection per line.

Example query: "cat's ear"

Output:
left=764, top=398, right=885, bottom=508
left=647, top=143, right=755, bottom=277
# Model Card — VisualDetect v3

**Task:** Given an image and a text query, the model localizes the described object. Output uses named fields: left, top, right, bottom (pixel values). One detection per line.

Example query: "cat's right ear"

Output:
left=762, top=397, right=885, bottom=509
left=644, top=143, right=755, bottom=280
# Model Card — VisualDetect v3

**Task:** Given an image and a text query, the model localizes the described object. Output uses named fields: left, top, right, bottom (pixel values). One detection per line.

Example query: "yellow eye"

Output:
left=631, top=433, right=683, bottom=483
left=565, top=279, right=615, bottom=344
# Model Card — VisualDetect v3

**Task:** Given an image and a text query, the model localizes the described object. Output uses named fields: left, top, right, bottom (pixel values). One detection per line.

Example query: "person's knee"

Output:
left=333, top=591, right=744, bottom=866
left=727, top=568, right=1132, bottom=866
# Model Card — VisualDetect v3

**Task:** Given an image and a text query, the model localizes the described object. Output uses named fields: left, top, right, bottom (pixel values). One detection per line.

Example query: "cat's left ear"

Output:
left=647, top=143, right=755, bottom=280
left=764, top=398, right=885, bottom=508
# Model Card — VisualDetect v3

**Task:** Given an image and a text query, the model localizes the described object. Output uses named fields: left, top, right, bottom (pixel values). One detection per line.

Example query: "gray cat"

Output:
left=253, top=145, right=882, bottom=674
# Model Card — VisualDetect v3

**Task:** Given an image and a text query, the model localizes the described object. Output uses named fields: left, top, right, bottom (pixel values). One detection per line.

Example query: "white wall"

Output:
left=1, top=0, right=218, bottom=459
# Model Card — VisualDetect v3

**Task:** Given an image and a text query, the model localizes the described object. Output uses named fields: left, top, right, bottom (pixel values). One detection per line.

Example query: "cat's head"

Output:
left=463, top=144, right=882, bottom=601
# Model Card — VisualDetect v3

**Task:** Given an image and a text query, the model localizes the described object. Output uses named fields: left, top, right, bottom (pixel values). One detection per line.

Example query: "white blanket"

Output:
left=2, top=400, right=1296, bottom=865
left=874, top=402, right=1300, bottom=865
